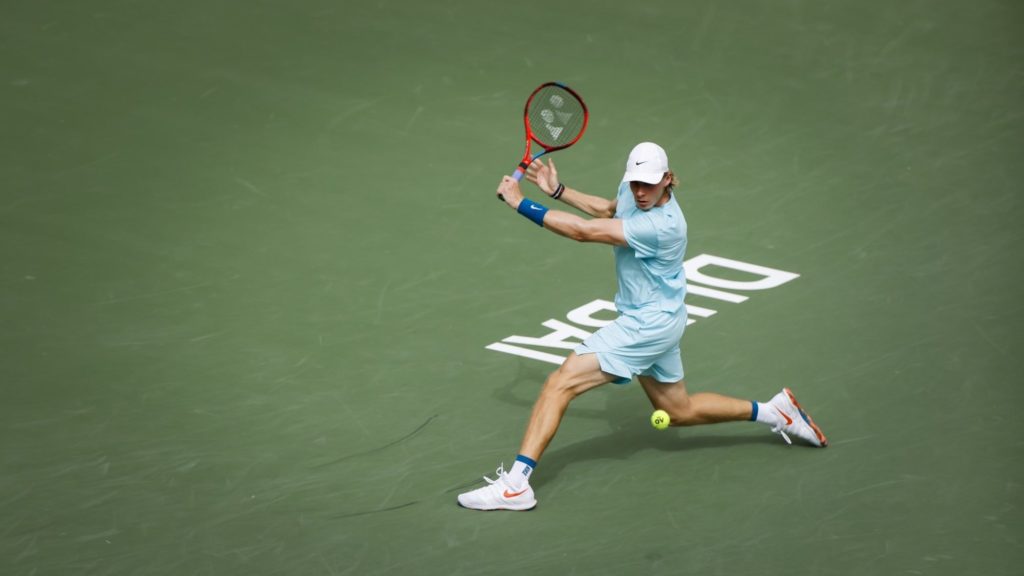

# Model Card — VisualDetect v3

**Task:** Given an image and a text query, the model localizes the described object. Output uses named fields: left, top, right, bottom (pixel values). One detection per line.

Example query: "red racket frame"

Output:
left=512, top=81, right=589, bottom=181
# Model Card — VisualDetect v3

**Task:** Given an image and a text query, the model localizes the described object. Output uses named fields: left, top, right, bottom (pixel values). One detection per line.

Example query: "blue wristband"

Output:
left=517, top=198, right=548, bottom=227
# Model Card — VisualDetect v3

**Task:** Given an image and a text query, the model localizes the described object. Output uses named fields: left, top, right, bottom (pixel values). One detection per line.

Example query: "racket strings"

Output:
left=527, top=86, right=585, bottom=148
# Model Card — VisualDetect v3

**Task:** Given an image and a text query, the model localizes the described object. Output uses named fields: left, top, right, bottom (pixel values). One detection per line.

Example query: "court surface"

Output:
left=2, top=1, right=1022, bottom=574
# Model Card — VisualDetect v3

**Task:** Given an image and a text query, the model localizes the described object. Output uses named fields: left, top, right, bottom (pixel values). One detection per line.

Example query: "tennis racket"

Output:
left=499, top=82, right=588, bottom=201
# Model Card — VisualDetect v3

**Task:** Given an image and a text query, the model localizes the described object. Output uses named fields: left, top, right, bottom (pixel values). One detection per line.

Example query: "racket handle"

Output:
left=498, top=166, right=527, bottom=201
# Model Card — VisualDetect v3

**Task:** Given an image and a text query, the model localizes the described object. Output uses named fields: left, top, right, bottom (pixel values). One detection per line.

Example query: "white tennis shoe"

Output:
left=767, top=388, right=829, bottom=447
left=457, top=464, right=537, bottom=511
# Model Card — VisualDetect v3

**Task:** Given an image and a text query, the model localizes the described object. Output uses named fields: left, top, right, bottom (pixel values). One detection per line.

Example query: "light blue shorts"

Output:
left=574, top=308, right=686, bottom=384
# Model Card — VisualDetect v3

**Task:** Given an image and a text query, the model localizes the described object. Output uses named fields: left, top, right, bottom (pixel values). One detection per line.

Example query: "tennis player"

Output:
left=458, top=142, right=828, bottom=511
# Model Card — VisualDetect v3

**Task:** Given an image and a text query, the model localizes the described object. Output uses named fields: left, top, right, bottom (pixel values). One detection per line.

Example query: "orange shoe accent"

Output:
left=774, top=407, right=793, bottom=426
left=503, top=488, right=529, bottom=499
left=784, top=388, right=829, bottom=447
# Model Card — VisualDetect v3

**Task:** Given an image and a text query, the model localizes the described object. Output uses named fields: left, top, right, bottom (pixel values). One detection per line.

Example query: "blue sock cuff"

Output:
left=749, top=400, right=758, bottom=422
left=515, top=454, right=537, bottom=469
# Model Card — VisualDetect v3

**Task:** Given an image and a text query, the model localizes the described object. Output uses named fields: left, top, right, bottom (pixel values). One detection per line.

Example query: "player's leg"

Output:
left=636, top=343, right=751, bottom=425
left=637, top=375, right=752, bottom=425
left=457, top=352, right=616, bottom=511
left=516, top=351, right=617, bottom=461
left=638, top=375, right=828, bottom=446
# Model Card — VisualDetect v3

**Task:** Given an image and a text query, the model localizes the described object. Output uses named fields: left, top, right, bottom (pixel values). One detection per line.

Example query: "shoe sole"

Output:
left=783, top=388, right=829, bottom=447
left=457, top=500, right=537, bottom=512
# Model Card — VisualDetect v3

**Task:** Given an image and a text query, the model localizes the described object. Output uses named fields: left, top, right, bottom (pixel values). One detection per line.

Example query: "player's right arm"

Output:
left=525, top=158, right=617, bottom=219
left=497, top=176, right=627, bottom=247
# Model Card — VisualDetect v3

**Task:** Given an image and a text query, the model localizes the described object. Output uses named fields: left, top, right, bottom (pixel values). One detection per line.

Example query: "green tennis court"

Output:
left=2, top=1, right=1022, bottom=574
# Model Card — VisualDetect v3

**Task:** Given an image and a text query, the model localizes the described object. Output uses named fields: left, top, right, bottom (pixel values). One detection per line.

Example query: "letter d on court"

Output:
left=684, top=254, right=799, bottom=291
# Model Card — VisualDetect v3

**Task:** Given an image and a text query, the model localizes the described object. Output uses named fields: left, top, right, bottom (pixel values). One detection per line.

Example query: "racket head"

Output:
left=524, top=82, right=588, bottom=153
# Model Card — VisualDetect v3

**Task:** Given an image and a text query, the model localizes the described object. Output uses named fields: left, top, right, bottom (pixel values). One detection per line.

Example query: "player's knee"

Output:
left=542, top=368, right=583, bottom=400
left=666, top=402, right=699, bottom=426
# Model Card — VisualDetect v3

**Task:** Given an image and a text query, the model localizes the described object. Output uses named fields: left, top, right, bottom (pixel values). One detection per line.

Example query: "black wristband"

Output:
left=551, top=183, right=565, bottom=200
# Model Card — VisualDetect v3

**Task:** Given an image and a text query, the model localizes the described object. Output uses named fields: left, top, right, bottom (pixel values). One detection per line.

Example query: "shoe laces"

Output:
left=770, top=424, right=793, bottom=445
left=482, top=463, right=508, bottom=485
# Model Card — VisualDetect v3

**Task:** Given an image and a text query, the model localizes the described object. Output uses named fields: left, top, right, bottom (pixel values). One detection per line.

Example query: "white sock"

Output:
left=508, top=456, right=535, bottom=490
left=753, top=401, right=780, bottom=426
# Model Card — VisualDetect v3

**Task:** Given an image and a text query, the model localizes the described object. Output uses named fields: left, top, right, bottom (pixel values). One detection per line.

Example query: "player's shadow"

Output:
left=492, top=365, right=783, bottom=490
left=529, top=428, right=780, bottom=490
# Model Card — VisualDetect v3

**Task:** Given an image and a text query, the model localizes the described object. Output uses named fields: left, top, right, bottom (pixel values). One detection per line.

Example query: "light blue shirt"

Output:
left=613, top=181, right=687, bottom=315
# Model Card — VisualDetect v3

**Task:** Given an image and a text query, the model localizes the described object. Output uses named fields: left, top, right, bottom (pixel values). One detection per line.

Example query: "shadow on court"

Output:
left=489, top=363, right=783, bottom=490
left=532, top=429, right=781, bottom=489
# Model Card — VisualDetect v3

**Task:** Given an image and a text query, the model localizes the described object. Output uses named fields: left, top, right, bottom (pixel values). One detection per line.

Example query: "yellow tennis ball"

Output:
left=651, top=410, right=670, bottom=430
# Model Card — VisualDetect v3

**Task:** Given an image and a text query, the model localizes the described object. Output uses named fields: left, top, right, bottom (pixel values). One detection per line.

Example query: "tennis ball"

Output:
left=651, top=410, right=670, bottom=430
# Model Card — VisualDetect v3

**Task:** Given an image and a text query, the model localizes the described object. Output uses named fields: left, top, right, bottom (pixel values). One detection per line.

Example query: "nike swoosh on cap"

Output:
left=635, top=161, right=648, bottom=165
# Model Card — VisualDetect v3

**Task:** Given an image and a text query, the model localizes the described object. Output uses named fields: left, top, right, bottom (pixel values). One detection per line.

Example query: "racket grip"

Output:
left=498, top=166, right=527, bottom=201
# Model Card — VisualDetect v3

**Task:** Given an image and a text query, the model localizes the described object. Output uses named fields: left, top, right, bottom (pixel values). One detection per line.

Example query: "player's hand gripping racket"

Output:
left=498, top=82, right=588, bottom=201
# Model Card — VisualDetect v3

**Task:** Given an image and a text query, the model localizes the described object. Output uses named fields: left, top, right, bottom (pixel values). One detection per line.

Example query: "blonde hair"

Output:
left=667, top=171, right=679, bottom=192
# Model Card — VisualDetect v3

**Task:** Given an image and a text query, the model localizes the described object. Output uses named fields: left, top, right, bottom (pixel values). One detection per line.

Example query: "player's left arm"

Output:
left=497, top=176, right=627, bottom=246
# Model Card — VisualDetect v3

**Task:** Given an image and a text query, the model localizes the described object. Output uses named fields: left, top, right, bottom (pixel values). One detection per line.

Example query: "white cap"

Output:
left=622, top=142, right=669, bottom=184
